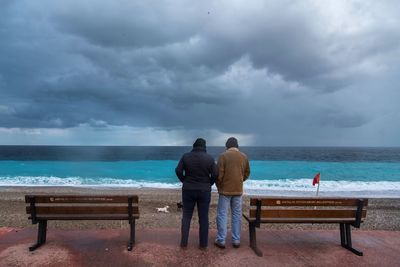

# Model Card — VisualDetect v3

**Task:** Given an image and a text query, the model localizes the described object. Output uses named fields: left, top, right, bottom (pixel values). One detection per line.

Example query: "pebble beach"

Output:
left=1, top=186, right=399, bottom=231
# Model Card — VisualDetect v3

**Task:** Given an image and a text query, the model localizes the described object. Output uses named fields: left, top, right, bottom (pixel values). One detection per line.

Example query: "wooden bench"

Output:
left=243, top=197, right=368, bottom=257
left=25, top=195, right=139, bottom=251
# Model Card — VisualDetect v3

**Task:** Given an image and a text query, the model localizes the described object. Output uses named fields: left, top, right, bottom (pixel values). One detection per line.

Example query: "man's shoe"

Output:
left=232, top=243, right=240, bottom=248
left=199, top=245, right=208, bottom=251
left=214, top=240, right=226, bottom=249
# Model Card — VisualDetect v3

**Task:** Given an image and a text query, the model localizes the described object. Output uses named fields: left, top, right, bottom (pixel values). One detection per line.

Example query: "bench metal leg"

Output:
left=339, top=223, right=363, bottom=256
left=128, top=219, right=135, bottom=251
left=249, top=222, right=263, bottom=257
left=29, top=220, right=47, bottom=251
left=340, top=223, right=346, bottom=247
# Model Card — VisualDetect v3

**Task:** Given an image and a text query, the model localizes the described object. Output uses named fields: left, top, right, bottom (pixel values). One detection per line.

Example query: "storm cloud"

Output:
left=0, top=0, right=399, bottom=145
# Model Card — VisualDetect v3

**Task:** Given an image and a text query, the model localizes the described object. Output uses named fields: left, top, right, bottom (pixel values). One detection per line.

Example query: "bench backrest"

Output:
left=248, top=197, right=368, bottom=227
left=25, top=195, right=139, bottom=222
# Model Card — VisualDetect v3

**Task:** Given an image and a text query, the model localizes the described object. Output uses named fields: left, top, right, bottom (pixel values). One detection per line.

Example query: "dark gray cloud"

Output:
left=0, top=0, right=399, bottom=145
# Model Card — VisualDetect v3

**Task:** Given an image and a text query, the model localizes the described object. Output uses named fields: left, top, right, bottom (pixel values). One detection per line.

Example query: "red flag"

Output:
left=312, top=172, right=320, bottom=186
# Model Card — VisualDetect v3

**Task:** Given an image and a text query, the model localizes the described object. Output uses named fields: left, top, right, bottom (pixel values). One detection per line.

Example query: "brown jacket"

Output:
left=216, top=148, right=250, bottom=195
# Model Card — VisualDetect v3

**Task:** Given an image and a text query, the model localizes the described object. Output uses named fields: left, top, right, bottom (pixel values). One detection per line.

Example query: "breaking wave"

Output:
left=1, top=176, right=400, bottom=197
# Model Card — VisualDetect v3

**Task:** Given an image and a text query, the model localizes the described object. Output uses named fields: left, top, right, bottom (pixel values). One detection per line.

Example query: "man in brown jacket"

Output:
left=215, top=137, right=250, bottom=249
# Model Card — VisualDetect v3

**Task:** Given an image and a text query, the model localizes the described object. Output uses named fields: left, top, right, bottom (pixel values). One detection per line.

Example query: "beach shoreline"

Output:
left=1, top=184, right=399, bottom=198
left=1, top=186, right=399, bottom=231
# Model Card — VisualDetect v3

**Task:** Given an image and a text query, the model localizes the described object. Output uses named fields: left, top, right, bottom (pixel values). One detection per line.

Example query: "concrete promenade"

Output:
left=0, top=227, right=399, bottom=266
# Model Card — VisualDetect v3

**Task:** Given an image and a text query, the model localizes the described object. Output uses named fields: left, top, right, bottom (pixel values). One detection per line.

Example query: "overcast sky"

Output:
left=0, top=0, right=399, bottom=146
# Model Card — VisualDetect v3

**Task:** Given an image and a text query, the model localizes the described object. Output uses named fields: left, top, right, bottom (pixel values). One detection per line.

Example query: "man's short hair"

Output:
left=225, top=137, right=238, bottom=148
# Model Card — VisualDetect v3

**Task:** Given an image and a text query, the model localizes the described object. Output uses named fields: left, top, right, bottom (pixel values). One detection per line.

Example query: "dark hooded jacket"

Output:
left=175, top=147, right=218, bottom=191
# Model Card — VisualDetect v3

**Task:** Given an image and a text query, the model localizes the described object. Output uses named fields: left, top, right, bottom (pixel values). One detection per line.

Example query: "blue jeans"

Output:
left=216, top=194, right=242, bottom=244
left=181, top=190, right=211, bottom=247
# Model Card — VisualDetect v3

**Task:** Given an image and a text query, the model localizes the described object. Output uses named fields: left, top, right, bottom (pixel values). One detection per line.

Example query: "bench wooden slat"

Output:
left=26, top=206, right=139, bottom=215
left=246, top=218, right=362, bottom=223
left=250, top=198, right=368, bottom=207
left=250, top=209, right=367, bottom=219
left=29, top=214, right=139, bottom=220
left=25, top=195, right=138, bottom=204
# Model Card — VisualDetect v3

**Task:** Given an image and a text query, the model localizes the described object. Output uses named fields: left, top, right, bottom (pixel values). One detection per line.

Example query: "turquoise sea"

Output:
left=1, top=146, right=399, bottom=197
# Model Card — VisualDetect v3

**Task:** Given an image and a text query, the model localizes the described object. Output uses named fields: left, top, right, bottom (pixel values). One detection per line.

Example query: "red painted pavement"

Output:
left=0, top=227, right=399, bottom=266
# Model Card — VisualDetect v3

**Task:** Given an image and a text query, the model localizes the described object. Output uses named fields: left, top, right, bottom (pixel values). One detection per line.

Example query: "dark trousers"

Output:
left=181, top=189, right=211, bottom=247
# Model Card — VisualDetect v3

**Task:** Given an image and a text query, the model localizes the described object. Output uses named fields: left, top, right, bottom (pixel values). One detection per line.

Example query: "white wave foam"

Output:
left=0, top=176, right=181, bottom=189
left=0, top=176, right=85, bottom=186
left=1, top=176, right=400, bottom=197
left=244, top=179, right=400, bottom=192
left=243, top=179, right=400, bottom=197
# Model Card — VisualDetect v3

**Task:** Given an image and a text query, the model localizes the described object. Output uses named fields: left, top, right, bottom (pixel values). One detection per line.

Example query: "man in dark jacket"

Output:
left=175, top=138, right=218, bottom=249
